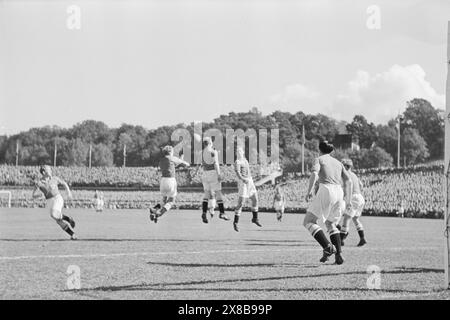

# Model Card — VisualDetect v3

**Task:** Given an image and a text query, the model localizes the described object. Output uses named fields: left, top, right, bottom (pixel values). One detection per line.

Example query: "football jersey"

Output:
left=312, top=154, right=345, bottom=185
left=202, top=149, right=217, bottom=171
left=348, top=171, right=362, bottom=195
left=36, top=177, right=61, bottom=199
left=159, top=156, right=176, bottom=178
left=274, top=193, right=283, bottom=201
left=235, top=158, right=250, bottom=179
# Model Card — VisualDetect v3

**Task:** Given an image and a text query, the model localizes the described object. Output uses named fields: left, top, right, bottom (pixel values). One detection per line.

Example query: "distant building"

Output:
left=333, top=134, right=360, bottom=151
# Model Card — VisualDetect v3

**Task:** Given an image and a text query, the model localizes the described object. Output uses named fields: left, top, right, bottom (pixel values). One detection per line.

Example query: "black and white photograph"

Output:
left=1, top=0, right=450, bottom=303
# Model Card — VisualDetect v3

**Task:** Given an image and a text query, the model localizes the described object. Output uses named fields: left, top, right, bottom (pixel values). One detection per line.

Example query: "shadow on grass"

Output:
left=245, top=243, right=313, bottom=247
left=146, top=261, right=319, bottom=268
left=71, top=267, right=443, bottom=294
left=0, top=238, right=201, bottom=243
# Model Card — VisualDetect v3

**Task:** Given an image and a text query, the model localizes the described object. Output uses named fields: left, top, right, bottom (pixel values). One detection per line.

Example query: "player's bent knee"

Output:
left=353, top=217, right=363, bottom=229
left=325, top=220, right=339, bottom=235
left=303, top=212, right=316, bottom=227
left=304, top=222, right=321, bottom=236
left=50, top=209, right=62, bottom=220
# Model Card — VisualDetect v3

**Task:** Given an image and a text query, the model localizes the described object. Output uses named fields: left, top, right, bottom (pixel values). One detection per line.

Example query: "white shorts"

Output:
left=95, top=199, right=104, bottom=211
left=345, top=193, right=365, bottom=218
left=160, top=177, right=177, bottom=198
left=238, top=179, right=257, bottom=198
left=274, top=201, right=284, bottom=212
left=47, top=194, right=64, bottom=219
left=202, top=170, right=222, bottom=192
left=307, top=184, right=345, bottom=224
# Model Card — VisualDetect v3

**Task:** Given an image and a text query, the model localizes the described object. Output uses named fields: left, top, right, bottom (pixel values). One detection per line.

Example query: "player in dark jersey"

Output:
left=197, top=137, right=230, bottom=223
left=149, top=145, right=189, bottom=223
left=32, top=165, right=77, bottom=240
left=303, top=141, right=352, bottom=265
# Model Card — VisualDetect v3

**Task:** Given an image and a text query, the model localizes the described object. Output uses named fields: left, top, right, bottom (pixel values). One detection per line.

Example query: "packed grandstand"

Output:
left=0, top=162, right=444, bottom=219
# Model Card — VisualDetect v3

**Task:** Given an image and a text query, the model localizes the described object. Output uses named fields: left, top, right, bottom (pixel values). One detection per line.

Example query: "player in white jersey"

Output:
left=233, top=146, right=262, bottom=232
left=303, top=141, right=352, bottom=265
left=273, top=185, right=285, bottom=222
left=149, top=145, right=189, bottom=223
left=337, top=159, right=367, bottom=247
left=94, top=190, right=105, bottom=212
left=32, top=165, right=77, bottom=240
left=197, top=137, right=230, bottom=223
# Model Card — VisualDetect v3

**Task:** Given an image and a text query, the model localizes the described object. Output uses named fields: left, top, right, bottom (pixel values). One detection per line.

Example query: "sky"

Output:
left=0, top=0, right=449, bottom=135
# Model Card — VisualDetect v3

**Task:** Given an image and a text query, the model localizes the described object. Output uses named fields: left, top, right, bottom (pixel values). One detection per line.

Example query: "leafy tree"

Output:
left=20, top=145, right=51, bottom=165
left=60, top=139, right=89, bottom=166
left=0, top=136, right=7, bottom=163
left=71, top=120, right=113, bottom=146
left=346, top=115, right=377, bottom=149
left=91, top=143, right=114, bottom=167
left=375, top=123, right=397, bottom=163
left=403, top=98, right=443, bottom=159
left=401, top=128, right=429, bottom=165
left=359, top=147, right=393, bottom=169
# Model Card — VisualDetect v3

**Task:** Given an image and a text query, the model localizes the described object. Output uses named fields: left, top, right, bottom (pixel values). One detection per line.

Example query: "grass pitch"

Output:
left=0, top=208, right=448, bottom=300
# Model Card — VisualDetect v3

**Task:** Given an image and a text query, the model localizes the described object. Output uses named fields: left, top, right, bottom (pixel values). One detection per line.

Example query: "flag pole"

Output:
left=53, top=140, right=57, bottom=167
left=301, top=124, right=305, bottom=175
left=15, top=140, right=19, bottom=166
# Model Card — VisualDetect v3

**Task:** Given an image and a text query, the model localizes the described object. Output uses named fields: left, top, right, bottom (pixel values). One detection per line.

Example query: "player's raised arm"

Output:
left=57, top=177, right=72, bottom=199
left=169, top=155, right=190, bottom=167
left=32, top=183, right=41, bottom=199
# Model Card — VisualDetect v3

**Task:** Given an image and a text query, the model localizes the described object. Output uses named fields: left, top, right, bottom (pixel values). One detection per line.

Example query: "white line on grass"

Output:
left=0, top=248, right=313, bottom=261
left=375, top=291, right=445, bottom=300
left=0, top=246, right=440, bottom=261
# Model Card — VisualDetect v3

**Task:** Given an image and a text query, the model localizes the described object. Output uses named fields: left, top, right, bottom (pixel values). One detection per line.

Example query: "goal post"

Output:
left=445, top=21, right=450, bottom=289
left=0, top=190, right=12, bottom=208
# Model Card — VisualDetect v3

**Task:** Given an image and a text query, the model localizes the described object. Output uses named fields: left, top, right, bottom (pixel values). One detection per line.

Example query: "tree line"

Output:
left=0, top=98, right=443, bottom=170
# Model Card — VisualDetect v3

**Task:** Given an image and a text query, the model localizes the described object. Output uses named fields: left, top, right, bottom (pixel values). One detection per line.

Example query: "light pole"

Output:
left=53, top=140, right=57, bottom=167
left=301, top=124, right=305, bottom=175
left=15, top=140, right=19, bottom=166
left=88, top=144, right=92, bottom=168
left=397, top=115, right=403, bottom=168
left=123, top=144, right=127, bottom=167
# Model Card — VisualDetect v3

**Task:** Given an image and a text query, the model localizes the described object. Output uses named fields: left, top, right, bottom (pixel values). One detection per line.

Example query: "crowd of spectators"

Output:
left=0, top=163, right=445, bottom=218
left=0, top=164, right=268, bottom=188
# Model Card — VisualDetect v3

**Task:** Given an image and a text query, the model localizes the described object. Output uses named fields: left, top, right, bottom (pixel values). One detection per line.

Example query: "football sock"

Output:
left=330, top=232, right=342, bottom=254
left=252, top=210, right=258, bottom=220
left=358, top=230, right=365, bottom=240
left=306, top=223, right=330, bottom=249
left=217, top=200, right=225, bottom=214
left=202, top=199, right=208, bottom=214
left=62, top=223, right=74, bottom=236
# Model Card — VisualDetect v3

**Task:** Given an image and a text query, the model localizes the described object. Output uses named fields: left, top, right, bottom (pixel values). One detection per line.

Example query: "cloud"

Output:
left=264, top=83, right=322, bottom=114
left=331, top=64, right=445, bottom=124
